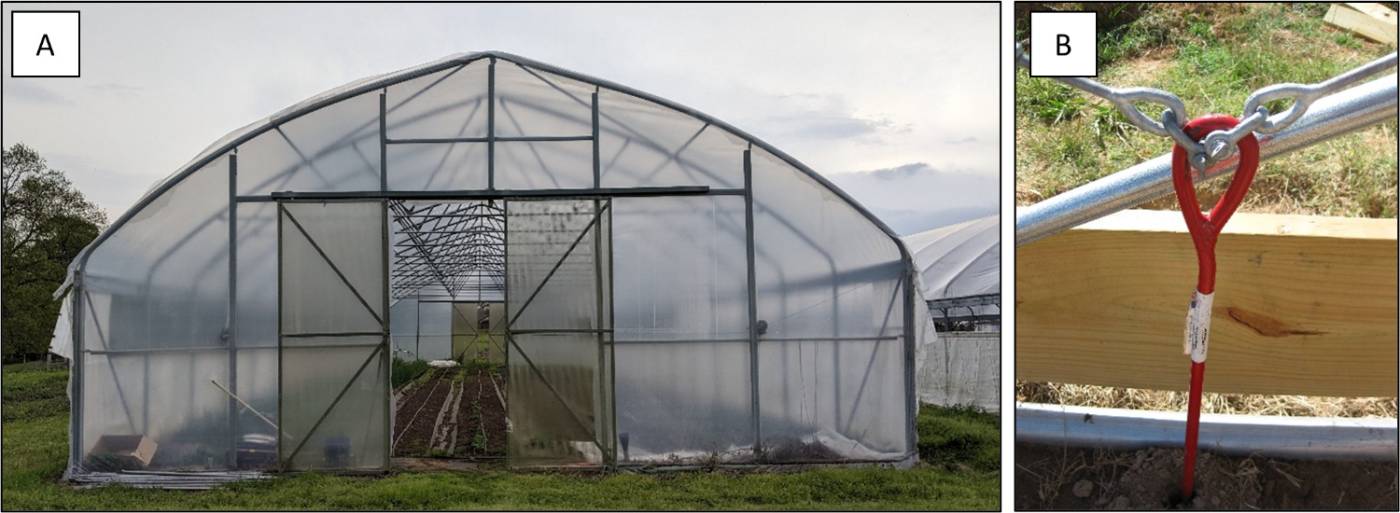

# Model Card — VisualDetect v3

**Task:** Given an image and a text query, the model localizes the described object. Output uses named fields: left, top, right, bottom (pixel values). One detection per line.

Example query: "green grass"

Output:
left=916, top=405, right=1000, bottom=472
left=390, top=358, right=431, bottom=390
left=1017, top=3, right=1398, bottom=217
left=1, top=361, right=69, bottom=422
left=2, top=363, right=998, bottom=510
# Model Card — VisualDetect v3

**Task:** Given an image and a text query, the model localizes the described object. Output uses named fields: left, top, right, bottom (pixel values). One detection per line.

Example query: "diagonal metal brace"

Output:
left=280, top=340, right=386, bottom=468
left=507, top=202, right=611, bottom=329
left=504, top=333, right=606, bottom=457
left=281, top=205, right=385, bottom=327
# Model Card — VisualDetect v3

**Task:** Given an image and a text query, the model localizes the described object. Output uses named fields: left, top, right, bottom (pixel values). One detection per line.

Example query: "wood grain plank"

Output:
left=1016, top=210, right=1398, bottom=397
left=1326, top=3, right=1398, bottom=45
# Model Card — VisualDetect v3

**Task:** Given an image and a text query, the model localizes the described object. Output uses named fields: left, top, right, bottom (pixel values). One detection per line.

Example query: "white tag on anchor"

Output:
left=1183, top=291, right=1213, bottom=363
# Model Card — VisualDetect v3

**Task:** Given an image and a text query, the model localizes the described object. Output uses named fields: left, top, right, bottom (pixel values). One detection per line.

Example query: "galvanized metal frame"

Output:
left=65, top=50, right=925, bottom=475
left=1017, top=73, right=1398, bottom=245
left=742, top=146, right=763, bottom=459
left=226, top=152, right=239, bottom=467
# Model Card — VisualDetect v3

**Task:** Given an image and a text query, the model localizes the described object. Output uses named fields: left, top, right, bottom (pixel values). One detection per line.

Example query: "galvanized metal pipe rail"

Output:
left=1017, top=403, right=1399, bottom=461
left=1017, top=73, right=1398, bottom=246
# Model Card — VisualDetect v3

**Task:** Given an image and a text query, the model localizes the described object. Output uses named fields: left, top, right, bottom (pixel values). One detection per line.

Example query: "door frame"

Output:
left=263, top=188, right=731, bottom=470
left=275, top=198, right=392, bottom=471
left=500, top=196, right=616, bottom=467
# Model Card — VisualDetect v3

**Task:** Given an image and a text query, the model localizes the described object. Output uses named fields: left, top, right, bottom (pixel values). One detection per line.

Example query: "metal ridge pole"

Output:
left=1017, top=73, right=1398, bottom=246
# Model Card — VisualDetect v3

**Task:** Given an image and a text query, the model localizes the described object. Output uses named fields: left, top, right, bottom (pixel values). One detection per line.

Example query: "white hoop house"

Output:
left=52, top=52, right=928, bottom=483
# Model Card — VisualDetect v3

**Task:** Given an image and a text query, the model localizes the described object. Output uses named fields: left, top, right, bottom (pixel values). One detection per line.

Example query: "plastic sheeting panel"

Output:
left=77, top=156, right=234, bottom=472
left=278, top=201, right=389, bottom=470
left=750, top=147, right=910, bottom=462
left=453, top=302, right=505, bottom=363
left=414, top=302, right=453, bottom=362
left=611, top=196, right=755, bottom=464
left=916, top=330, right=1000, bottom=413
left=505, top=199, right=613, bottom=467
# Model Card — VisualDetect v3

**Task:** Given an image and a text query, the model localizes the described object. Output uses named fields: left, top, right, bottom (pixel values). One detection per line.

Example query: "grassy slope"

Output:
left=1, top=363, right=998, bottom=510
left=1016, top=3, right=1398, bottom=217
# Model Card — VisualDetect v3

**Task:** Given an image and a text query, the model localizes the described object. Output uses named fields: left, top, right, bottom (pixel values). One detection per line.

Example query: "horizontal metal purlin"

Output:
left=510, top=328, right=614, bottom=334
left=759, top=336, right=902, bottom=342
left=604, top=336, right=902, bottom=344
left=386, top=135, right=593, bottom=144
left=240, top=186, right=738, bottom=203
left=85, top=342, right=380, bottom=355
left=282, top=331, right=386, bottom=338
left=612, top=337, right=750, bottom=345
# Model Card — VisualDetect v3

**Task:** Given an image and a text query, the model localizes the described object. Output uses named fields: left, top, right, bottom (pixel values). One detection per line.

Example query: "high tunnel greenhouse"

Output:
left=50, top=51, right=943, bottom=482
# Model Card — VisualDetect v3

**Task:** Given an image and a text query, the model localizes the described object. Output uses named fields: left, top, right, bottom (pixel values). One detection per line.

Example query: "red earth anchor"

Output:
left=1170, top=114, right=1260, bottom=500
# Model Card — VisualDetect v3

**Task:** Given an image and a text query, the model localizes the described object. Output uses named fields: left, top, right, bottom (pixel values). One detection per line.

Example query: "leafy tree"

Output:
left=2, top=144, right=106, bottom=362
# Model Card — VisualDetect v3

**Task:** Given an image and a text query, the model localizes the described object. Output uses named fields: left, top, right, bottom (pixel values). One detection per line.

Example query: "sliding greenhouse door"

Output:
left=504, top=199, right=614, bottom=467
left=277, top=201, right=390, bottom=470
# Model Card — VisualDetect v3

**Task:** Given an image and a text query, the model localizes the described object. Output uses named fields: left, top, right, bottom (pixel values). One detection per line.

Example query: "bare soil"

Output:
left=449, top=367, right=508, bottom=459
left=1015, top=443, right=1398, bottom=510
left=393, top=366, right=507, bottom=460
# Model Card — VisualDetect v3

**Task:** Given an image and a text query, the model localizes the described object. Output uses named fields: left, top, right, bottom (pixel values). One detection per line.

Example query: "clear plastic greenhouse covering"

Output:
left=53, top=51, right=926, bottom=484
left=903, top=215, right=999, bottom=301
left=904, top=215, right=1000, bottom=413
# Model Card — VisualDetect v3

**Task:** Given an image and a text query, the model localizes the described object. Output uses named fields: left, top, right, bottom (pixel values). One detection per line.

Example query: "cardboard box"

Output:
left=87, top=434, right=157, bottom=470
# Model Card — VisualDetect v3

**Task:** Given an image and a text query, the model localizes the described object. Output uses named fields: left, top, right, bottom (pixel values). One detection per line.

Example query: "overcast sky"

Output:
left=3, top=3, right=998, bottom=234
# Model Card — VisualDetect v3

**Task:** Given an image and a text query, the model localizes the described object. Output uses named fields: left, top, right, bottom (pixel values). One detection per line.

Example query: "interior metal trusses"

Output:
left=390, top=200, right=506, bottom=300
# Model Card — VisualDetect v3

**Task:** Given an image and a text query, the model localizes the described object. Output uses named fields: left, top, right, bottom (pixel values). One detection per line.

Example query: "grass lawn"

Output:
left=1, top=362, right=999, bottom=510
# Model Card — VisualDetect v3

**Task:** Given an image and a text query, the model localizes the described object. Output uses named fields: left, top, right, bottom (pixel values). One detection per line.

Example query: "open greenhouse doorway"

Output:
left=386, top=198, right=615, bottom=468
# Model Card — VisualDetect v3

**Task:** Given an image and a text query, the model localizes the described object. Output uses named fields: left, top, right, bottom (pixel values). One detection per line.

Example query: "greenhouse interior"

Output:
left=49, top=51, right=947, bottom=484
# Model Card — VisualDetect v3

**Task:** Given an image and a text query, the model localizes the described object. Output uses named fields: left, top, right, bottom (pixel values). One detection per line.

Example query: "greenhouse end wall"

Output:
left=60, top=51, right=922, bottom=480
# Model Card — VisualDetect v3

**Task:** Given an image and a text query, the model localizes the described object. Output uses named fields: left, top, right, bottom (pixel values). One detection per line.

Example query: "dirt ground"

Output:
left=393, top=366, right=507, bottom=460
left=1015, top=443, right=1399, bottom=510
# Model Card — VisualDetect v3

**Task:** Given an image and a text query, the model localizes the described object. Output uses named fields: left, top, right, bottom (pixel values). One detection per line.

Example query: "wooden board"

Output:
left=1326, top=3, right=1398, bottom=45
left=1016, top=210, right=1398, bottom=397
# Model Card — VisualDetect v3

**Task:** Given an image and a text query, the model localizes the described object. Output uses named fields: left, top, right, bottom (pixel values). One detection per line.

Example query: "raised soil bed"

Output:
left=393, top=366, right=507, bottom=460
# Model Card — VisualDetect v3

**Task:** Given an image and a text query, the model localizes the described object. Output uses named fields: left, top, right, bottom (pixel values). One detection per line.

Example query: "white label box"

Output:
left=11, top=11, right=80, bottom=77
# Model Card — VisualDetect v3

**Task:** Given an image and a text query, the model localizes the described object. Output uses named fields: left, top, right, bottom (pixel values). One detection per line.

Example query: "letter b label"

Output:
left=1030, top=12, right=1095, bottom=77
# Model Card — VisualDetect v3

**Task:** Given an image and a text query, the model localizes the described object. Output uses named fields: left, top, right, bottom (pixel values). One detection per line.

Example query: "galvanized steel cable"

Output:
left=1015, top=41, right=1397, bottom=170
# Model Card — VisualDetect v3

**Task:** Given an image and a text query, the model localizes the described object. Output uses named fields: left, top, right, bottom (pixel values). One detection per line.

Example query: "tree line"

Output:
left=2, top=144, right=106, bottom=362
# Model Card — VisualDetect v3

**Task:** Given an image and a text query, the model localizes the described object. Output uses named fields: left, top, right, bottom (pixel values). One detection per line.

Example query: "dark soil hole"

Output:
left=1015, top=442, right=1398, bottom=510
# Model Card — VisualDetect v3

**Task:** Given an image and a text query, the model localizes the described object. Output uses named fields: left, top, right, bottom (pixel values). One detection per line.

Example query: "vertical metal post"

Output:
left=379, top=91, right=388, bottom=192
left=606, top=199, right=617, bottom=465
left=487, top=57, right=497, bottom=191
left=70, top=273, right=84, bottom=469
left=592, top=88, right=601, bottom=189
left=742, top=147, right=762, bottom=459
left=227, top=152, right=239, bottom=468
left=590, top=87, right=611, bottom=466
left=500, top=199, right=510, bottom=463
left=903, top=266, right=917, bottom=455
left=275, top=203, right=285, bottom=467
left=592, top=197, right=608, bottom=467
left=381, top=200, right=392, bottom=470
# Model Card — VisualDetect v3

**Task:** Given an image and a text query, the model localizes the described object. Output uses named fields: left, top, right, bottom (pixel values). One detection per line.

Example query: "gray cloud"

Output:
left=87, top=82, right=145, bottom=96
left=828, top=162, right=997, bottom=234
left=6, top=81, right=72, bottom=106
